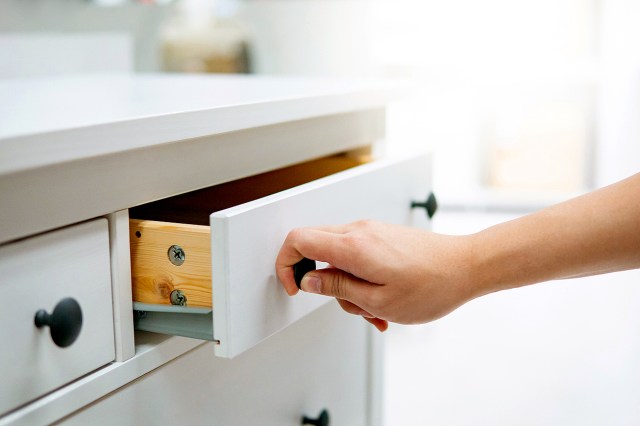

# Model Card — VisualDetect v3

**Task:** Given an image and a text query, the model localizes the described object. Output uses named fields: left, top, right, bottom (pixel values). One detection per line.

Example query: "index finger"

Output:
left=275, top=226, right=353, bottom=295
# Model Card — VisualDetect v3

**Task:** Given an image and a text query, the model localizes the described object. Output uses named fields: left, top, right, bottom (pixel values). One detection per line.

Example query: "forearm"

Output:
left=470, top=173, right=640, bottom=296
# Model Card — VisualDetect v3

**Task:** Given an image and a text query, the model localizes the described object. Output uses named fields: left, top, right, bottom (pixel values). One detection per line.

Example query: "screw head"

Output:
left=168, top=245, right=185, bottom=266
left=170, top=289, right=187, bottom=306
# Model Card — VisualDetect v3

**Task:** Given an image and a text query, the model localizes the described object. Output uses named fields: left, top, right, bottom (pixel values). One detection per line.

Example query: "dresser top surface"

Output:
left=0, top=74, right=395, bottom=176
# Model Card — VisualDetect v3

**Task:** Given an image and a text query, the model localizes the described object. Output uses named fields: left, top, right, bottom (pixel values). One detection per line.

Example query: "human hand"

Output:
left=275, top=220, right=479, bottom=332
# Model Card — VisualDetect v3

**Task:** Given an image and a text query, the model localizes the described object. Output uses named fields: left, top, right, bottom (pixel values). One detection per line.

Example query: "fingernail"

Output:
left=301, top=275, right=321, bottom=294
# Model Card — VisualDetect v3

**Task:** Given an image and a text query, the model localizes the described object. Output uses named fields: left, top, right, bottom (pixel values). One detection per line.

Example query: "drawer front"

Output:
left=0, top=220, right=115, bottom=415
left=211, top=153, right=431, bottom=357
left=62, top=303, right=369, bottom=426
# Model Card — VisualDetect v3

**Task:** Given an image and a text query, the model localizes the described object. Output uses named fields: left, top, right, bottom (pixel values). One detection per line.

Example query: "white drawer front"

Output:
left=211, top=153, right=431, bottom=357
left=62, top=303, right=369, bottom=426
left=0, top=219, right=115, bottom=415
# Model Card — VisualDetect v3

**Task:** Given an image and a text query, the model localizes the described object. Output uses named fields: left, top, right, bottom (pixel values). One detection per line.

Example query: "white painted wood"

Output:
left=367, top=326, right=385, bottom=426
left=0, top=220, right=114, bottom=415
left=0, top=334, right=203, bottom=426
left=211, top=153, right=432, bottom=358
left=0, top=109, right=384, bottom=245
left=0, top=74, right=397, bottom=176
left=61, top=303, right=369, bottom=426
left=106, top=211, right=135, bottom=361
left=0, top=74, right=400, bottom=425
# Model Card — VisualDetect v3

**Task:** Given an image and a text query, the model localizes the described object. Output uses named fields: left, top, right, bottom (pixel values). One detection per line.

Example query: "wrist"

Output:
left=465, top=230, right=504, bottom=298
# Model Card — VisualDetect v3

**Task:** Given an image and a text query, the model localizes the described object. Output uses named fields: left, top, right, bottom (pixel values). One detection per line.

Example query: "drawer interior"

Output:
left=129, top=152, right=370, bottom=308
left=129, top=152, right=369, bottom=225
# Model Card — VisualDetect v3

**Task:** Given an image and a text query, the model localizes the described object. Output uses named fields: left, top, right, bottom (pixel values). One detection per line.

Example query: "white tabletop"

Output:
left=0, top=73, right=394, bottom=176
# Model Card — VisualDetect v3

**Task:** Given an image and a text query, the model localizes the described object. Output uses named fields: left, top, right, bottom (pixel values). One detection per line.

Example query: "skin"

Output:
left=275, top=173, right=640, bottom=332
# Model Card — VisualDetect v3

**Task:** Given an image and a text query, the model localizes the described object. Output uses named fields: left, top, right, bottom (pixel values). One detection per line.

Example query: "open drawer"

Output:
left=129, top=152, right=433, bottom=358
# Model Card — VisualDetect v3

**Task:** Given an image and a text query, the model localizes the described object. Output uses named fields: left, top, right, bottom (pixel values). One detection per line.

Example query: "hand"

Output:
left=276, top=174, right=640, bottom=332
left=275, top=220, right=478, bottom=332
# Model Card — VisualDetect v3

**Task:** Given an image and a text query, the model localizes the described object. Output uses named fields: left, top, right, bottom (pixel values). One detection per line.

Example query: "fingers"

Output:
left=277, top=229, right=351, bottom=268
left=364, top=316, right=389, bottom=332
left=277, top=266, right=299, bottom=296
left=336, top=299, right=388, bottom=332
left=276, top=223, right=388, bottom=332
left=276, top=227, right=359, bottom=295
left=276, top=222, right=380, bottom=297
left=300, top=267, right=376, bottom=307
left=336, top=298, right=375, bottom=318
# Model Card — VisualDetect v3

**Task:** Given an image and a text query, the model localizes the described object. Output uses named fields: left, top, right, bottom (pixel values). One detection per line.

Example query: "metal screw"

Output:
left=168, top=245, right=186, bottom=266
left=170, top=289, right=187, bottom=306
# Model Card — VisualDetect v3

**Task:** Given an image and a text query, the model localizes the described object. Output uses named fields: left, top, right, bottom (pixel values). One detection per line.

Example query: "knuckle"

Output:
left=328, top=273, right=349, bottom=300
left=364, top=290, right=386, bottom=312
left=353, top=219, right=374, bottom=229
left=343, top=233, right=366, bottom=252
left=342, top=234, right=369, bottom=266
left=287, top=227, right=304, bottom=244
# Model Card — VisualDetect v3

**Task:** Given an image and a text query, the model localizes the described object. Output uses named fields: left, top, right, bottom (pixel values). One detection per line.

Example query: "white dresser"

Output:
left=0, top=74, right=433, bottom=425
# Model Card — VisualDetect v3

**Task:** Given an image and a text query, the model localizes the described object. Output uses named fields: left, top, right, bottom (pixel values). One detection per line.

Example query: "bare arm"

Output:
left=275, top=173, right=640, bottom=331
left=473, top=173, right=640, bottom=293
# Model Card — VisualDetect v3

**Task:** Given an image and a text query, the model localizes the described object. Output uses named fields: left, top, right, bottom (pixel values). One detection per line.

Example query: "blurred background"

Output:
left=2, top=0, right=639, bottom=424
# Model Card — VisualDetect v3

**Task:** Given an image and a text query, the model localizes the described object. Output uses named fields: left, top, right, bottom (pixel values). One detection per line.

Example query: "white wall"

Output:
left=242, top=0, right=375, bottom=77
left=242, top=0, right=603, bottom=199
left=0, top=0, right=169, bottom=72
left=596, top=0, right=640, bottom=186
left=0, top=33, right=133, bottom=78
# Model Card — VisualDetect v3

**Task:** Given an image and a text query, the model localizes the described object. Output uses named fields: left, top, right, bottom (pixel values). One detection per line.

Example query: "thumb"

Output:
left=300, top=268, right=366, bottom=303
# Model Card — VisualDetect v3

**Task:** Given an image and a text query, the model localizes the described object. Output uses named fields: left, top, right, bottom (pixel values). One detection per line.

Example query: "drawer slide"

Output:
left=133, top=303, right=214, bottom=341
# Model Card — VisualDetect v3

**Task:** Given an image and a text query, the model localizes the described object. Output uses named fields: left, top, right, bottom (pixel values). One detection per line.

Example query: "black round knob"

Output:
left=302, top=409, right=330, bottom=426
left=293, top=257, right=317, bottom=289
left=411, top=192, right=438, bottom=219
left=34, top=297, right=83, bottom=348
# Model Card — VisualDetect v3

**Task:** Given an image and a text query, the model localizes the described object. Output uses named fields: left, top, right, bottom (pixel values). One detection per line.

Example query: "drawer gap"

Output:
left=130, top=152, right=369, bottom=225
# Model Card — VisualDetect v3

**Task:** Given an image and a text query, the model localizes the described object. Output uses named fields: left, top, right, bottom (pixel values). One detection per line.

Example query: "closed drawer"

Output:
left=130, top=152, right=433, bottom=358
left=0, top=220, right=115, bottom=415
left=60, top=303, right=369, bottom=426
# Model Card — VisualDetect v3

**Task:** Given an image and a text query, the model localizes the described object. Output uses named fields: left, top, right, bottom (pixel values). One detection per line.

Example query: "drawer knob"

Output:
left=411, top=192, right=438, bottom=219
left=302, top=409, right=330, bottom=426
left=34, top=297, right=83, bottom=348
left=293, top=257, right=317, bottom=289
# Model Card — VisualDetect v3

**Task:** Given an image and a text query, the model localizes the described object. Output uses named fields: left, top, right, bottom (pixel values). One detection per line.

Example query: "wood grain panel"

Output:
left=129, top=219, right=212, bottom=308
